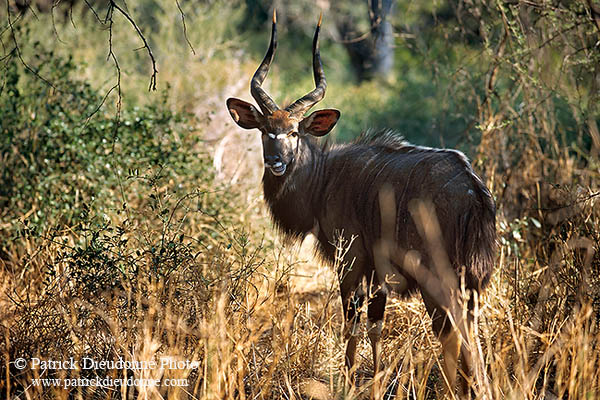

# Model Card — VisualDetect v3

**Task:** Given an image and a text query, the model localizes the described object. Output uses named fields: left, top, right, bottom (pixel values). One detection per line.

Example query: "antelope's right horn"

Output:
left=251, top=9, right=280, bottom=115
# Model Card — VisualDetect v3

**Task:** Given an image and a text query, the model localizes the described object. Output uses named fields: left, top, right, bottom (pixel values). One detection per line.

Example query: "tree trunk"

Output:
left=337, top=0, right=395, bottom=81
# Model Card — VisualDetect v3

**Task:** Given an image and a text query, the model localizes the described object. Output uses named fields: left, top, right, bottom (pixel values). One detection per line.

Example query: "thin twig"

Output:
left=50, top=1, right=67, bottom=44
left=527, top=191, right=600, bottom=213
left=5, top=0, right=56, bottom=90
left=68, top=1, right=76, bottom=29
left=337, top=29, right=371, bottom=44
left=109, top=0, right=158, bottom=91
left=80, top=83, right=119, bottom=133
left=105, top=3, right=122, bottom=118
left=82, top=0, right=103, bottom=23
left=176, top=0, right=195, bottom=55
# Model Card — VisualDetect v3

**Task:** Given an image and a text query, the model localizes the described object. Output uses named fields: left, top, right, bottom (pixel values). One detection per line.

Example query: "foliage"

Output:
left=0, top=40, right=211, bottom=238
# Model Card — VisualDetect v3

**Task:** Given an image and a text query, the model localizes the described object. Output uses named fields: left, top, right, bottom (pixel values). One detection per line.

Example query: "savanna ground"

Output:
left=1, top=0, right=599, bottom=398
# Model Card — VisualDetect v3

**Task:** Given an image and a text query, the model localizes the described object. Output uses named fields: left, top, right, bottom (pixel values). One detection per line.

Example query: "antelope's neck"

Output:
left=262, top=142, right=325, bottom=241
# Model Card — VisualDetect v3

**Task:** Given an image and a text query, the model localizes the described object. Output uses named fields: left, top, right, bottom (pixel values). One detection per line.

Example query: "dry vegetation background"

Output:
left=1, top=0, right=599, bottom=398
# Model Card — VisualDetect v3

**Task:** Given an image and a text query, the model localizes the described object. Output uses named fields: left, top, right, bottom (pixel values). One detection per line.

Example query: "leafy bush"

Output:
left=0, top=41, right=210, bottom=239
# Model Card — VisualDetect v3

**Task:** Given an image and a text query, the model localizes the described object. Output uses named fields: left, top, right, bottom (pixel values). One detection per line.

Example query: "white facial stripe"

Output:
left=267, top=132, right=295, bottom=140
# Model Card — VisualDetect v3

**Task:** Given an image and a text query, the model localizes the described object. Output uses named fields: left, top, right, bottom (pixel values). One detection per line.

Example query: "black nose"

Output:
left=264, top=155, right=281, bottom=165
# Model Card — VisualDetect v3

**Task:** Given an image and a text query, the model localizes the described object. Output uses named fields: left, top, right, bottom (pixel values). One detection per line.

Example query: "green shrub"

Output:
left=0, top=42, right=210, bottom=239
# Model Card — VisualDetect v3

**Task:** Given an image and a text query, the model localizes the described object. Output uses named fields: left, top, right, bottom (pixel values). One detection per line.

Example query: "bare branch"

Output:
left=176, top=0, right=195, bottom=55
left=109, top=0, right=158, bottom=91
left=105, top=3, right=122, bottom=117
left=68, top=1, right=76, bottom=29
left=4, top=0, right=56, bottom=90
left=82, top=0, right=103, bottom=23
left=50, top=0, right=67, bottom=44
left=80, top=83, right=119, bottom=132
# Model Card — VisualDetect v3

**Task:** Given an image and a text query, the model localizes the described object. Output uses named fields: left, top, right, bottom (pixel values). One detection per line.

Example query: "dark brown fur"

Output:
left=263, top=130, right=496, bottom=295
left=260, top=129, right=497, bottom=393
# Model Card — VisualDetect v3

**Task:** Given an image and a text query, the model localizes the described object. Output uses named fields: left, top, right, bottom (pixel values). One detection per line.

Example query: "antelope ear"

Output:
left=299, top=109, right=340, bottom=137
left=226, top=98, right=264, bottom=130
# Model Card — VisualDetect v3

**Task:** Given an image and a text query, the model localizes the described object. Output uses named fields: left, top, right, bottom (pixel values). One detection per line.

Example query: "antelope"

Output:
left=226, top=11, right=496, bottom=395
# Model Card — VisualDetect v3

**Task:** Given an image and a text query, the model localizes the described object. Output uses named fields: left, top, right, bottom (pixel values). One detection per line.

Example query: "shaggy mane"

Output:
left=355, top=129, right=411, bottom=151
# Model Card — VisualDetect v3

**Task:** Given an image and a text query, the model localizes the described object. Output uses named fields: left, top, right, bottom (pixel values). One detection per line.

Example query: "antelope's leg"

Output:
left=341, top=283, right=364, bottom=374
left=366, top=288, right=386, bottom=377
left=421, top=290, right=460, bottom=395
left=442, top=315, right=476, bottom=398
left=458, top=306, right=475, bottom=397
left=459, top=338, right=474, bottom=397
left=440, top=328, right=461, bottom=393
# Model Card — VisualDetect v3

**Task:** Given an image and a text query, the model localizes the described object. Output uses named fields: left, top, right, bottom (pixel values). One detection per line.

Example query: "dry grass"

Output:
left=1, top=121, right=598, bottom=399
left=3, top=239, right=599, bottom=400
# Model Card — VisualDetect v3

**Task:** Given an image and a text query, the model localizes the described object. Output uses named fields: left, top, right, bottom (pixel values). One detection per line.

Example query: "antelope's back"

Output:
left=321, top=134, right=496, bottom=291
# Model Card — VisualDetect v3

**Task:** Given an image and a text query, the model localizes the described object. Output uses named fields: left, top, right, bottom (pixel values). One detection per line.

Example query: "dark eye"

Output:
left=288, top=131, right=298, bottom=137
